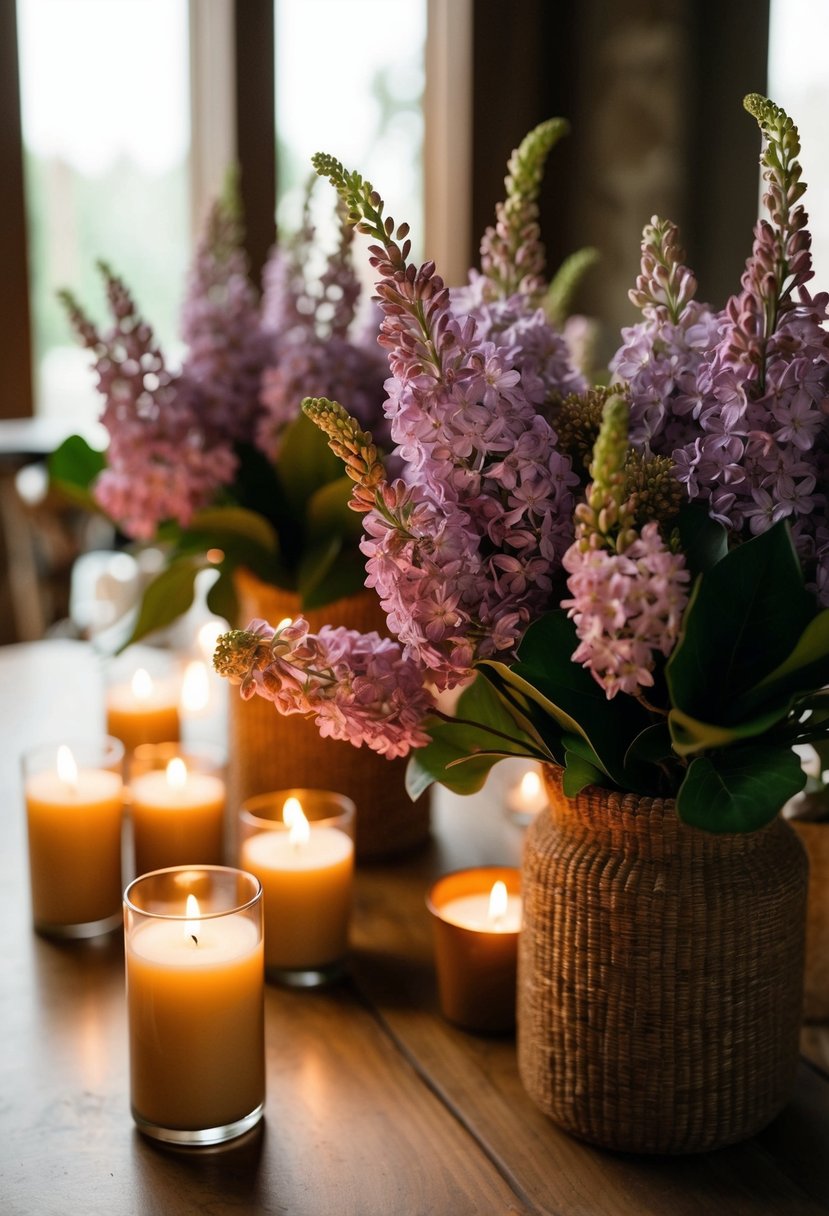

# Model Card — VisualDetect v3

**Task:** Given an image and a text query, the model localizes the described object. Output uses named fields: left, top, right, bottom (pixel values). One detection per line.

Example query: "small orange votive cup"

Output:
left=426, top=866, right=522, bottom=1034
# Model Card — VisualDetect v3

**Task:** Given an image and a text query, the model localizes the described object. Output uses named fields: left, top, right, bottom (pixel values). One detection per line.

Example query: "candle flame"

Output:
left=488, top=881, right=508, bottom=925
left=56, top=745, right=79, bottom=792
left=184, top=893, right=200, bottom=946
left=181, top=660, right=209, bottom=712
left=131, top=667, right=153, bottom=700
left=519, top=769, right=542, bottom=800
left=166, top=757, right=188, bottom=789
left=276, top=616, right=293, bottom=632
left=287, top=799, right=310, bottom=848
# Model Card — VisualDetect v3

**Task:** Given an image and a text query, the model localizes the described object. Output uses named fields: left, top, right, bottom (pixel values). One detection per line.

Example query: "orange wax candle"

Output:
left=106, top=667, right=180, bottom=752
left=239, top=791, right=354, bottom=982
left=427, top=867, right=522, bottom=1033
left=124, top=868, right=265, bottom=1145
left=23, top=740, right=124, bottom=936
left=130, top=756, right=225, bottom=875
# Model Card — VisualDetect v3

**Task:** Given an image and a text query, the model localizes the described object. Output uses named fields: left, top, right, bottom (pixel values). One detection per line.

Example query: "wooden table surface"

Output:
left=2, top=640, right=829, bottom=1216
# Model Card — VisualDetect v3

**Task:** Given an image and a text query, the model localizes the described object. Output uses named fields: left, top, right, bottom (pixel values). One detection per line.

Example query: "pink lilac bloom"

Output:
left=561, top=523, right=690, bottom=698
left=62, top=267, right=237, bottom=539
left=227, top=617, right=435, bottom=758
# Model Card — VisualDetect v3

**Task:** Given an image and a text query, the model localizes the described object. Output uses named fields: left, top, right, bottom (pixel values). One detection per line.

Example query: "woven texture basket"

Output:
left=791, top=819, right=829, bottom=1021
left=227, top=568, right=430, bottom=862
left=517, top=766, right=807, bottom=1154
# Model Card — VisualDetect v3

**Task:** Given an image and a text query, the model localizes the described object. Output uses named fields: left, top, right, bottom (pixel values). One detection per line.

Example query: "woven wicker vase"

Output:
left=791, top=820, right=829, bottom=1021
left=517, top=766, right=808, bottom=1155
left=227, top=568, right=430, bottom=862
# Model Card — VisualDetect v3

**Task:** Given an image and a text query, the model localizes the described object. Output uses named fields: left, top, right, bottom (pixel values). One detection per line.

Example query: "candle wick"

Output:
left=190, top=934, right=198, bottom=947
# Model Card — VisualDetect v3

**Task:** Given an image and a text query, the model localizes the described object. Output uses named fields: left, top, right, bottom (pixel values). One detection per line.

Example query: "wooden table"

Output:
left=2, top=640, right=829, bottom=1216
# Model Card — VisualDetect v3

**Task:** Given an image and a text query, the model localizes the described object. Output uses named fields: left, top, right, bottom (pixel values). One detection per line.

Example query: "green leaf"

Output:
left=297, top=540, right=368, bottom=610
left=481, top=610, right=652, bottom=788
left=668, top=702, right=793, bottom=757
left=205, top=569, right=238, bottom=626
left=404, top=675, right=547, bottom=798
left=675, top=502, right=728, bottom=575
left=123, top=556, right=205, bottom=648
left=306, top=476, right=365, bottom=545
left=733, top=609, right=829, bottom=717
left=624, top=721, right=675, bottom=768
left=186, top=506, right=279, bottom=553
left=48, top=435, right=106, bottom=509
left=676, top=746, right=807, bottom=833
left=666, top=521, right=816, bottom=723
left=278, top=413, right=343, bottom=516
left=562, top=750, right=603, bottom=797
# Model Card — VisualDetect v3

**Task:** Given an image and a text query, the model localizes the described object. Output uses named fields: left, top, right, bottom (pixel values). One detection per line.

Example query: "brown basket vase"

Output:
left=517, top=765, right=808, bottom=1154
left=227, top=567, right=430, bottom=862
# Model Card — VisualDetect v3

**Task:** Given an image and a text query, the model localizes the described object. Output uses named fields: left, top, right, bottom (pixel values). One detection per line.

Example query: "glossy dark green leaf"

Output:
left=676, top=745, right=806, bottom=833
left=306, top=476, right=365, bottom=545
left=666, top=521, right=816, bottom=722
left=205, top=569, right=239, bottom=627
left=675, top=502, right=728, bottom=575
left=562, top=750, right=604, bottom=797
left=732, top=609, right=829, bottom=718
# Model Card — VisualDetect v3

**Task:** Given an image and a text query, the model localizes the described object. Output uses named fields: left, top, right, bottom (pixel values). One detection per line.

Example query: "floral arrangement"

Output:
left=213, top=95, right=829, bottom=834
left=50, top=180, right=390, bottom=638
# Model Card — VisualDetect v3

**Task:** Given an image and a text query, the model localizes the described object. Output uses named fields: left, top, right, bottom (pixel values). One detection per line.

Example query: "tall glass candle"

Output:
left=22, top=738, right=125, bottom=938
left=239, top=790, right=355, bottom=987
left=427, top=866, right=522, bottom=1033
left=124, top=866, right=265, bottom=1145
left=128, top=744, right=226, bottom=875
left=106, top=665, right=181, bottom=753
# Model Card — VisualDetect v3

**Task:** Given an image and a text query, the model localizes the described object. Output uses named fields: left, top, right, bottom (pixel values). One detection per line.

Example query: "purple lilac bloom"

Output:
left=231, top=617, right=434, bottom=758
left=180, top=196, right=272, bottom=443
left=562, top=523, right=690, bottom=698
left=256, top=202, right=388, bottom=457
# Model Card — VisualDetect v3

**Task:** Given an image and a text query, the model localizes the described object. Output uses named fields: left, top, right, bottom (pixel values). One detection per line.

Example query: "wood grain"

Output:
left=1, top=641, right=828, bottom=1215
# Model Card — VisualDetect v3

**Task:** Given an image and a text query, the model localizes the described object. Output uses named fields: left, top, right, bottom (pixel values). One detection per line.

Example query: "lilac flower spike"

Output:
left=61, top=267, right=236, bottom=539
left=562, top=394, right=690, bottom=698
left=310, top=150, right=581, bottom=686
left=213, top=617, right=434, bottom=758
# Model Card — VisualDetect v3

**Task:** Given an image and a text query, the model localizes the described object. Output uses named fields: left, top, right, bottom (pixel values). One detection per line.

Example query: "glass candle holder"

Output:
left=22, top=737, right=125, bottom=938
left=124, top=866, right=265, bottom=1146
left=426, top=866, right=522, bottom=1034
left=105, top=650, right=181, bottom=754
left=128, top=743, right=226, bottom=877
left=238, top=789, right=355, bottom=988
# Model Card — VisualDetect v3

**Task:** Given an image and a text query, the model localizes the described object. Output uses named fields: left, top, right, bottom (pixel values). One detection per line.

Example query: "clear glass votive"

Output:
left=22, top=737, right=125, bottom=938
left=105, top=649, right=181, bottom=755
left=238, top=789, right=355, bottom=988
left=427, top=866, right=522, bottom=1034
left=128, top=743, right=226, bottom=876
left=124, top=866, right=265, bottom=1146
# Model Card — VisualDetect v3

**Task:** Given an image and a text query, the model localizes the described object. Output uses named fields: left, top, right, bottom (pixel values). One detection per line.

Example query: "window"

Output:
left=767, top=0, right=829, bottom=286
left=16, top=0, right=191, bottom=421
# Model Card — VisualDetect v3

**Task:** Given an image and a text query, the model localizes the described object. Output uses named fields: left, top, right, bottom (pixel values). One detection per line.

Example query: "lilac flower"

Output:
left=213, top=617, right=435, bottom=758
left=180, top=194, right=272, bottom=443
left=62, top=266, right=237, bottom=539
left=562, top=524, right=690, bottom=698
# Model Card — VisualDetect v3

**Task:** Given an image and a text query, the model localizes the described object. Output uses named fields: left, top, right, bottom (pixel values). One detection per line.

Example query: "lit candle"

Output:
left=129, top=748, right=226, bottom=875
left=106, top=666, right=181, bottom=753
left=239, top=790, right=355, bottom=985
left=22, top=739, right=124, bottom=937
left=506, top=765, right=548, bottom=824
left=124, top=867, right=265, bottom=1145
left=427, top=867, right=523, bottom=1033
